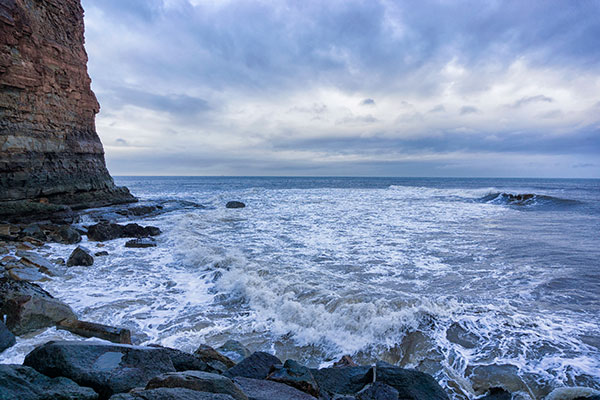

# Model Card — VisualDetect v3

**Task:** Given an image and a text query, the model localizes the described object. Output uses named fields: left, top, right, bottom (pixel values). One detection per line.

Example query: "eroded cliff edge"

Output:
left=0, top=0, right=135, bottom=220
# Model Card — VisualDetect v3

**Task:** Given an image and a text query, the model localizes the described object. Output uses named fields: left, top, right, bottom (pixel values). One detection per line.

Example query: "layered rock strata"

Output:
left=0, top=0, right=135, bottom=219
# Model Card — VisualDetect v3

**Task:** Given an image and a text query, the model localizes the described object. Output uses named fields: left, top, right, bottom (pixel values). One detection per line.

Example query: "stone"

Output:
left=17, top=242, right=36, bottom=251
left=0, top=277, right=77, bottom=335
left=125, top=238, right=157, bottom=248
left=0, top=0, right=136, bottom=221
left=267, top=359, right=320, bottom=397
left=147, top=344, right=209, bottom=372
left=310, top=366, right=371, bottom=396
left=356, top=382, right=399, bottom=400
left=224, top=351, right=282, bottom=380
left=145, top=370, right=248, bottom=400
left=0, top=320, right=16, bottom=352
left=0, top=364, right=98, bottom=400
left=17, top=251, right=60, bottom=276
left=194, top=344, right=237, bottom=373
left=446, top=323, right=479, bottom=349
left=116, top=205, right=161, bottom=217
left=0, top=246, right=8, bottom=255
left=234, top=376, right=317, bottom=400
left=20, top=236, right=45, bottom=246
left=226, top=201, right=246, bottom=209
left=95, top=251, right=109, bottom=256
left=218, top=340, right=252, bottom=363
left=23, top=341, right=178, bottom=398
left=48, top=226, right=82, bottom=245
left=7, top=265, right=46, bottom=282
left=0, top=224, right=20, bottom=240
left=57, top=319, right=132, bottom=344
left=67, top=246, right=94, bottom=267
left=333, top=355, right=358, bottom=368
left=21, top=225, right=47, bottom=241
left=109, top=388, right=235, bottom=400
left=478, top=387, right=512, bottom=400
left=88, top=223, right=161, bottom=242
left=367, top=364, right=448, bottom=400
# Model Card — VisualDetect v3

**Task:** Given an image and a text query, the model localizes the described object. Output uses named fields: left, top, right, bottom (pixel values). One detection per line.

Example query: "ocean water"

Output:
left=2, top=177, right=599, bottom=399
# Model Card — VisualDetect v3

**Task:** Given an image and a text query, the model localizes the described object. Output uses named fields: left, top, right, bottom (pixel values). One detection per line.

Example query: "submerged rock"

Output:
left=110, top=388, right=235, bottom=400
left=224, top=351, right=282, bottom=380
left=24, top=341, right=177, bottom=398
left=125, top=238, right=157, bottom=248
left=116, top=205, right=162, bottom=217
left=146, top=370, right=248, bottom=400
left=234, top=376, right=317, bottom=400
left=267, top=359, right=320, bottom=397
left=0, top=278, right=77, bottom=335
left=194, top=344, right=237, bottom=373
left=218, top=340, right=252, bottom=363
left=87, top=223, right=161, bottom=242
left=0, top=320, right=16, bottom=352
left=226, top=201, right=246, bottom=209
left=0, top=364, right=98, bottom=400
left=67, top=246, right=94, bottom=267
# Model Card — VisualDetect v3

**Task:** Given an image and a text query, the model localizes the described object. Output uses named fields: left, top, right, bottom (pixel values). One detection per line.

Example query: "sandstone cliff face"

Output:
left=0, top=0, right=135, bottom=218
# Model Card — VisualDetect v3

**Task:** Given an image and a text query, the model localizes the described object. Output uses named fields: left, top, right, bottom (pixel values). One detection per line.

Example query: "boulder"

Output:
left=110, top=388, right=235, bottom=399
left=356, top=382, right=399, bottom=400
left=116, top=205, right=161, bottom=217
left=267, top=359, right=320, bottom=397
left=0, top=278, right=77, bottom=335
left=224, top=351, right=282, bottom=380
left=333, top=355, right=358, bottom=368
left=218, top=340, right=252, bottom=363
left=234, top=376, right=317, bottom=400
left=21, top=225, right=47, bottom=241
left=87, top=223, right=161, bottom=242
left=48, top=226, right=82, bottom=244
left=147, top=345, right=209, bottom=372
left=145, top=370, right=248, bottom=400
left=95, top=251, right=109, bottom=256
left=67, top=246, right=94, bottom=267
left=310, top=366, right=371, bottom=396
left=194, top=344, right=236, bottom=373
left=17, top=251, right=60, bottom=276
left=367, top=364, right=448, bottom=400
left=0, top=320, right=16, bottom=352
left=7, top=265, right=46, bottom=282
left=0, top=224, right=20, bottom=241
left=478, top=387, right=512, bottom=400
left=125, top=238, right=157, bottom=248
left=226, top=201, right=246, bottom=209
left=23, top=341, right=177, bottom=398
left=0, top=364, right=98, bottom=400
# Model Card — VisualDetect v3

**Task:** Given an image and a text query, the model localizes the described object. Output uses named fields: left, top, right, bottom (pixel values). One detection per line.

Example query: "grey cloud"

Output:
left=361, top=98, right=376, bottom=106
left=336, top=114, right=378, bottom=125
left=428, top=105, right=445, bottom=113
left=460, top=106, right=480, bottom=115
left=510, top=95, right=553, bottom=108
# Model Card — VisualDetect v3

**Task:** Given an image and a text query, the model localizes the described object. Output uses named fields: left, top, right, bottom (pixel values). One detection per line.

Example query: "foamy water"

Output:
left=2, top=177, right=599, bottom=399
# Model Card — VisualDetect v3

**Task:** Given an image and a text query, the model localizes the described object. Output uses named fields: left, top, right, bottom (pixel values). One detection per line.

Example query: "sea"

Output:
left=2, top=177, right=599, bottom=399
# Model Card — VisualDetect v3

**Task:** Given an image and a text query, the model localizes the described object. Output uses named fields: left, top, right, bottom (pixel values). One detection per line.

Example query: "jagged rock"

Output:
left=194, top=344, right=237, bottom=373
left=226, top=201, right=246, bottom=209
left=7, top=264, right=46, bottom=282
left=333, top=355, right=358, bottom=368
left=88, top=223, right=161, bottom=242
left=356, top=382, right=399, bottom=400
left=218, top=340, right=252, bottom=363
left=17, top=251, right=60, bottom=276
left=17, top=242, right=36, bottom=251
left=67, top=246, right=94, bottom=267
left=478, top=387, right=512, bottom=400
left=21, top=225, right=47, bottom=241
left=48, top=226, right=82, bottom=244
left=0, top=0, right=136, bottom=221
left=0, top=224, right=20, bottom=240
left=310, top=366, right=371, bottom=396
left=23, top=341, right=178, bottom=398
left=20, top=236, right=45, bottom=246
left=224, top=351, right=282, bottom=380
left=0, top=278, right=77, bottom=335
left=234, top=377, right=317, bottom=400
left=0, top=364, right=98, bottom=400
left=0, top=320, right=16, bottom=352
left=367, top=363, right=448, bottom=400
left=116, top=205, right=161, bottom=217
left=125, top=238, right=157, bottom=248
left=110, top=388, right=235, bottom=400
left=147, top=345, right=209, bottom=372
left=267, top=359, right=320, bottom=397
left=145, top=371, right=248, bottom=400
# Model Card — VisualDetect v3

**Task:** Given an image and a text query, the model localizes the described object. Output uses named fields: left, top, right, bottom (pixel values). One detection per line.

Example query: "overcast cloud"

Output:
left=82, top=0, right=600, bottom=177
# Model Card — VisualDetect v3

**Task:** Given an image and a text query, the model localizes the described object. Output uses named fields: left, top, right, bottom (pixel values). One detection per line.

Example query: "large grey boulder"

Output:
left=67, top=246, right=94, bottom=267
left=0, top=320, right=16, bottom=352
left=0, top=278, right=77, bottom=335
left=224, top=351, right=282, bottom=380
left=145, top=370, right=248, bottom=400
left=0, top=364, right=98, bottom=400
left=194, top=344, right=236, bottom=373
left=368, top=364, right=448, bottom=400
left=110, top=388, right=235, bottom=400
left=23, top=341, right=178, bottom=399
left=310, top=366, right=371, bottom=396
left=218, top=340, right=251, bottom=363
left=267, top=359, right=320, bottom=397
left=234, top=376, right=317, bottom=400
left=87, top=223, right=161, bottom=242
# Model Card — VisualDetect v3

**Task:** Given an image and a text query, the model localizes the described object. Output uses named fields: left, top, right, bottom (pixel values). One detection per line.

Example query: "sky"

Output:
left=81, top=0, right=600, bottom=177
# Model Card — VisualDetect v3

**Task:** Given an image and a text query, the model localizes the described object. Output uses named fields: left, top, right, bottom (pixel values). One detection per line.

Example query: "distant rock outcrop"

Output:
left=0, top=0, right=135, bottom=220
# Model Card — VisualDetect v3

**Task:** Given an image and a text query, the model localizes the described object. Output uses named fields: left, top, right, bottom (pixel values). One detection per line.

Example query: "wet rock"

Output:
left=194, top=344, right=237, bottom=373
left=17, top=242, right=36, bottom=251
left=0, top=224, right=20, bottom=241
left=368, top=363, right=448, bottom=400
left=0, top=364, right=98, bottom=400
left=218, top=340, right=252, bottom=363
left=67, top=246, right=94, bottom=267
left=0, top=246, right=8, bottom=255
left=0, top=278, right=77, bottom=335
left=110, top=388, right=235, bottom=399
left=95, top=251, right=109, bottom=256
left=478, top=387, right=512, bottom=400
left=17, top=251, right=60, bottom=276
left=48, top=225, right=82, bottom=244
left=7, top=265, right=46, bottom=282
left=57, top=319, right=132, bottom=345
left=20, top=236, right=45, bottom=247
left=267, top=359, right=320, bottom=397
left=224, top=352, right=282, bottom=380
left=226, top=201, right=246, bottom=209
left=234, top=376, right=317, bottom=400
left=310, top=366, right=371, bottom=396
left=21, top=225, right=47, bottom=241
left=0, top=320, right=16, bottom=352
left=88, top=222, right=161, bottom=242
left=446, top=323, right=479, bottom=349
left=125, top=238, right=157, bottom=248
left=116, top=205, right=161, bottom=217
left=52, top=258, right=66, bottom=265
left=147, top=344, right=209, bottom=372
left=356, top=382, right=399, bottom=400
left=467, top=364, right=530, bottom=397
left=145, top=370, right=248, bottom=400
left=24, top=341, right=177, bottom=399
left=333, top=355, right=358, bottom=368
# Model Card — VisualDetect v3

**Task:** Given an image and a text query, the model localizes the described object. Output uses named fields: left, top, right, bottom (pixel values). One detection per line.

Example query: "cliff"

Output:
left=0, top=0, right=135, bottom=220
